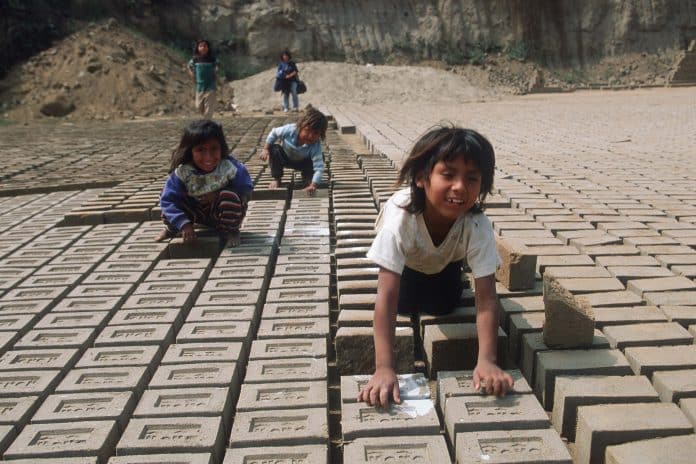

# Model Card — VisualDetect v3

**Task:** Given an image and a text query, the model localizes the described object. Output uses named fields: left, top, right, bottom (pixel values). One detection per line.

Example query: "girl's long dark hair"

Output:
left=169, top=119, right=230, bottom=172
left=397, top=124, right=496, bottom=214
left=192, top=39, right=215, bottom=63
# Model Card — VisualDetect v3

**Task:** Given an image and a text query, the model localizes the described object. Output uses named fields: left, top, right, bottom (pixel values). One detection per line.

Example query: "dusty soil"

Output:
left=0, top=19, right=682, bottom=123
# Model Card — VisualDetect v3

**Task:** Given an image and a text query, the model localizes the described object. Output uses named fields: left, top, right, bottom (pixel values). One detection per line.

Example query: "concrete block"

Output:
left=148, top=362, right=239, bottom=390
left=265, top=287, right=330, bottom=303
left=34, top=311, right=110, bottom=330
left=584, top=290, right=644, bottom=307
left=496, top=237, right=537, bottom=290
left=133, top=387, right=230, bottom=423
left=121, top=293, right=192, bottom=310
left=645, top=291, right=696, bottom=306
left=0, top=299, right=52, bottom=317
left=32, top=391, right=135, bottom=431
left=67, top=283, right=134, bottom=301
left=509, top=312, right=545, bottom=362
left=133, top=280, right=198, bottom=296
left=19, top=273, right=82, bottom=289
left=228, top=408, right=328, bottom=447
left=56, top=366, right=149, bottom=394
left=343, top=435, right=448, bottom=463
left=161, top=342, right=243, bottom=365
left=339, top=292, right=377, bottom=310
left=341, top=399, right=440, bottom=440
left=653, top=369, right=696, bottom=403
left=175, top=321, right=252, bottom=344
left=207, top=266, right=265, bottom=280
left=535, top=349, right=632, bottom=410
left=3, top=286, right=68, bottom=301
left=0, top=348, right=79, bottom=372
left=274, top=263, right=331, bottom=276
left=201, top=278, right=263, bottom=293
left=116, top=417, right=224, bottom=463
left=629, top=344, right=696, bottom=380
left=603, top=322, right=693, bottom=349
left=76, top=345, right=161, bottom=373
left=593, top=305, right=667, bottom=328
left=261, top=301, right=329, bottom=319
left=275, top=254, right=330, bottom=266
left=456, top=429, right=572, bottom=464
left=81, top=271, right=143, bottom=285
left=256, top=317, right=329, bottom=339
left=0, top=369, right=61, bottom=398
left=14, top=327, right=96, bottom=350
left=237, top=380, right=327, bottom=412
left=552, top=375, right=659, bottom=441
left=153, top=258, right=212, bottom=270
left=224, top=445, right=326, bottom=463
left=422, top=323, right=507, bottom=379
left=607, top=265, right=676, bottom=284
left=605, top=435, right=696, bottom=464
left=95, top=324, right=174, bottom=347
left=245, top=357, right=326, bottom=383
left=444, top=394, right=550, bottom=450
left=0, top=395, right=40, bottom=429
left=3, top=420, right=118, bottom=462
left=186, top=305, right=256, bottom=322
left=249, top=338, right=327, bottom=360
left=660, top=305, right=696, bottom=327
left=335, top=326, right=414, bottom=375
left=542, top=274, right=595, bottom=348
left=52, top=296, right=121, bottom=313
left=341, top=373, right=430, bottom=405
left=194, top=291, right=259, bottom=308
left=575, top=403, right=693, bottom=464
left=437, top=369, right=531, bottom=414
left=499, top=296, right=544, bottom=331
left=109, top=308, right=182, bottom=327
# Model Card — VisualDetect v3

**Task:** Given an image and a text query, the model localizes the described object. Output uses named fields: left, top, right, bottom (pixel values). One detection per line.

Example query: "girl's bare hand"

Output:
left=181, top=223, right=196, bottom=243
left=473, top=360, right=514, bottom=397
left=357, top=366, right=401, bottom=407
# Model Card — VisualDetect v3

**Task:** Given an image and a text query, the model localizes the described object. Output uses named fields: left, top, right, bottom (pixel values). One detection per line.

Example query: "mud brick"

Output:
left=117, top=417, right=224, bottom=462
left=544, top=266, right=612, bottom=279
left=96, top=324, right=174, bottom=347
left=176, top=320, right=252, bottom=344
left=109, top=308, right=182, bottom=327
left=274, top=263, right=331, bottom=276
left=161, top=342, right=243, bottom=365
left=584, top=290, right=644, bottom=307
left=437, top=369, right=531, bottom=414
left=593, top=305, right=667, bottom=328
left=575, top=403, right=693, bottom=464
left=605, top=435, right=696, bottom=464
left=542, top=274, right=595, bottom=348
left=535, top=349, right=632, bottom=409
left=336, top=326, right=413, bottom=375
left=225, top=444, right=328, bottom=464
left=660, top=305, right=696, bottom=327
left=0, top=395, right=39, bottom=429
left=194, top=291, right=259, bottom=308
left=107, top=251, right=165, bottom=262
left=607, top=265, right=675, bottom=284
left=148, top=362, right=239, bottom=390
left=645, top=291, right=696, bottom=306
left=423, top=323, right=507, bottom=378
left=509, top=312, right=545, bottom=361
left=444, top=394, right=550, bottom=449
left=228, top=408, right=327, bottom=447
left=76, top=346, right=161, bottom=372
left=215, top=256, right=272, bottom=271
left=67, top=284, right=133, bottom=304
left=628, top=276, right=696, bottom=296
left=0, top=313, right=36, bottom=333
left=275, top=254, right=330, bottom=266
left=237, top=380, right=327, bottom=412
left=3, top=420, right=118, bottom=462
left=603, top=322, right=693, bottom=349
left=133, top=387, right=231, bottom=425
left=554, top=277, right=625, bottom=294
left=570, top=234, right=623, bottom=248
left=33, top=391, right=135, bottom=431
left=0, top=348, right=79, bottom=372
left=537, top=255, right=594, bottom=273
left=456, top=429, right=572, bottom=464
left=249, top=338, right=327, bottom=360
left=261, top=301, right=329, bottom=319
left=499, top=296, right=544, bottom=331
left=256, top=317, right=329, bottom=339
left=207, top=266, right=265, bottom=280
left=268, top=275, right=330, bottom=290
left=341, top=373, right=430, bottom=405
left=34, top=310, right=110, bottom=330
left=265, top=287, right=330, bottom=303
left=245, top=357, right=326, bottom=383
left=673, top=265, right=696, bottom=278
left=19, top=274, right=82, bottom=290
left=653, top=369, right=696, bottom=403
left=337, top=309, right=411, bottom=328
left=0, top=257, right=48, bottom=268
left=337, top=293, right=375, bottom=311
left=342, top=399, right=439, bottom=441
left=14, top=327, right=96, bottom=350
left=93, top=261, right=152, bottom=273
left=0, top=369, right=62, bottom=399
left=495, top=237, right=537, bottom=290
left=680, top=398, right=696, bottom=428
left=154, top=258, right=212, bottom=271
left=595, top=255, right=661, bottom=267
left=133, top=280, right=198, bottom=295
left=219, top=244, right=275, bottom=258
left=186, top=305, right=256, bottom=322
left=336, top=267, right=379, bottom=282
left=2, top=286, right=68, bottom=301
left=56, top=366, right=149, bottom=394
left=0, top=299, right=52, bottom=316
left=122, top=293, right=192, bottom=310
left=552, top=375, right=659, bottom=441
left=624, top=345, right=696, bottom=379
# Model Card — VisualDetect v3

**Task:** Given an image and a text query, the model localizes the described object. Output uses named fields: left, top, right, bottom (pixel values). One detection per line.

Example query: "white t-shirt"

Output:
left=367, top=188, right=500, bottom=277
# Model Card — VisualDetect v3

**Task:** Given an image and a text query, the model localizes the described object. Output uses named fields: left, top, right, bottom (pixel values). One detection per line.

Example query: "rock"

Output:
left=40, top=95, right=76, bottom=117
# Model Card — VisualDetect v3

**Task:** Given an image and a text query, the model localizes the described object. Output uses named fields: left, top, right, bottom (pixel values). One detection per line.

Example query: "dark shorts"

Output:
left=397, top=260, right=464, bottom=316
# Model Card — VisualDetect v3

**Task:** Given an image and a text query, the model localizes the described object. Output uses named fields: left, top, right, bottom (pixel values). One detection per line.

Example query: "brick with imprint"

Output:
left=341, top=373, right=430, bottom=405
left=224, top=445, right=327, bottom=464
left=148, top=362, right=239, bottom=390
left=34, top=310, right=110, bottom=330
left=344, top=436, right=449, bottom=464
left=76, top=345, right=161, bottom=373
left=56, top=366, right=149, bottom=394
left=603, top=322, right=693, bottom=349
left=237, top=380, right=328, bottom=412
left=437, top=369, right=531, bottom=414
left=265, top=287, right=330, bottom=303
left=52, top=296, right=121, bottom=313
left=245, top=357, right=326, bottom=383
left=228, top=408, right=328, bottom=447
left=0, top=396, right=40, bottom=430
left=32, top=391, right=135, bottom=431
left=194, top=291, right=259, bottom=308
left=605, top=435, right=696, bottom=464
left=14, top=327, right=96, bottom=350
left=95, top=324, right=175, bottom=347
left=256, top=317, right=329, bottom=339
left=176, top=321, right=252, bottom=344
left=133, top=387, right=231, bottom=424
left=248, top=338, right=327, bottom=360
left=342, top=399, right=440, bottom=440
left=161, top=342, right=243, bottom=365
left=456, top=428, right=572, bottom=464
left=0, top=348, right=79, bottom=372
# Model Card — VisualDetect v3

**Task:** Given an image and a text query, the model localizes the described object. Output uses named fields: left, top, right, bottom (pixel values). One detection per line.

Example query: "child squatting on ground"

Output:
left=157, top=119, right=254, bottom=247
left=188, top=39, right=219, bottom=119
left=358, top=125, right=514, bottom=407
left=258, top=107, right=328, bottom=195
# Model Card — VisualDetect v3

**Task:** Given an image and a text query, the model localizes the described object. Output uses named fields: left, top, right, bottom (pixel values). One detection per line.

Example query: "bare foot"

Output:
left=268, top=180, right=279, bottom=189
left=155, top=229, right=173, bottom=242
left=227, top=230, right=241, bottom=247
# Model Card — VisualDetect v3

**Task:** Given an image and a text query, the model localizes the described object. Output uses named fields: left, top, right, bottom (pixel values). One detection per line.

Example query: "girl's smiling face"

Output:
left=417, top=156, right=482, bottom=229
left=191, top=138, right=221, bottom=172
left=298, top=127, right=320, bottom=145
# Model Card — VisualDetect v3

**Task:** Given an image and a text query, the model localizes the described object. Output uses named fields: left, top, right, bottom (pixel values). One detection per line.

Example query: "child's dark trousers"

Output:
left=268, top=145, right=313, bottom=185
left=162, top=189, right=246, bottom=235
left=397, top=260, right=464, bottom=315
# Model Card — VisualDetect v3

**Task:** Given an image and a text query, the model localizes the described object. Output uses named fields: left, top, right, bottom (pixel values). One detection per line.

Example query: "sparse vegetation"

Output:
left=506, top=41, right=529, bottom=61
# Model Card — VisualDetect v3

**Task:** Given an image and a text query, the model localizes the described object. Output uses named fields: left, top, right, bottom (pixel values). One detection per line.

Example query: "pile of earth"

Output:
left=0, top=19, right=682, bottom=123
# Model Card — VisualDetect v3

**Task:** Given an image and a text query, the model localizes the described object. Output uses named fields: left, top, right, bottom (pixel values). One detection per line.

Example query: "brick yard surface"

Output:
left=0, top=88, right=695, bottom=462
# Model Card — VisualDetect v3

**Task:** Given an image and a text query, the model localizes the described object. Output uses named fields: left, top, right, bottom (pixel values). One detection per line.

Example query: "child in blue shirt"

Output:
left=259, top=107, right=328, bottom=194
left=187, top=40, right=219, bottom=118
left=157, top=120, right=253, bottom=247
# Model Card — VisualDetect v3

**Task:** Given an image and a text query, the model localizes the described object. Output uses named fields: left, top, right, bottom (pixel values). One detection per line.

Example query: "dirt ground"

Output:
left=0, top=19, right=683, bottom=123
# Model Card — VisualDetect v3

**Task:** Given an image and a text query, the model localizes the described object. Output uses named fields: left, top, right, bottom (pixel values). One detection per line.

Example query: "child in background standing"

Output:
left=157, top=119, right=253, bottom=247
left=276, top=49, right=299, bottom=112
left=259, top=107, right=328, bottom=194
left=188, top=39, right=219, bottom=118
left=357, top=125, right=514, bottom=407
